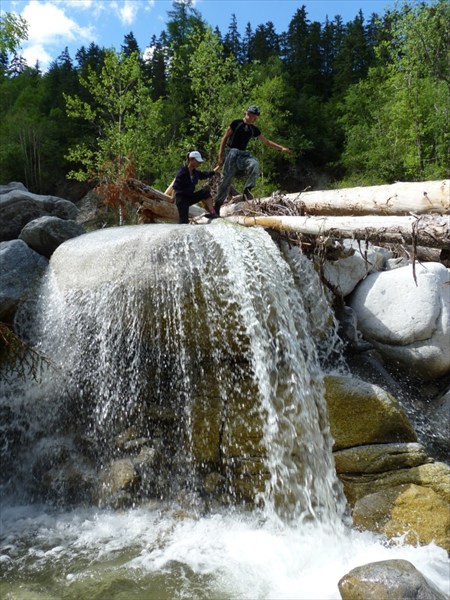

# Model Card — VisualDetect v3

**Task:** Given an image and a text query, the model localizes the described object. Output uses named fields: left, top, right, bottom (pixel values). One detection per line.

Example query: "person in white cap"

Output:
left=173, top=151, right=219, bottom=224
left=214, top=105, right=291, bottom=214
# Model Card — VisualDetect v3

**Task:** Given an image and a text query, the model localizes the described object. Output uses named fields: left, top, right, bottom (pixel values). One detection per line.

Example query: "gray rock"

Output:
left=97, top=458, right=141, bottom=508
left=0, top=239, right=48, bottom=322
left=340, top=461, right=450, bottom=506
left=385, top=256, right=410, bottom=270
left=0, top=189, right=79, bottom=241
left=19, top=216, right=86, bottom=258
left=338, top=559, right=447, bottom=600
left=427, top=388, right=450, bottom=457
left=0, top=181, right=27, bottom=194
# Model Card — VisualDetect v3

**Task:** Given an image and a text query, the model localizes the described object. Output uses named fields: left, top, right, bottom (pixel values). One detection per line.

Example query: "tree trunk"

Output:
left=260, top=180, right=449, bottom=216
left=225, top=214, right=450, bottom=249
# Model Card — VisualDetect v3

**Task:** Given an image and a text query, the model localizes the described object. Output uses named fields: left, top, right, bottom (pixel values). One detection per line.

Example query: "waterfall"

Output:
left=4, top=223, right=344, bottom=521
left=2, top=223, right=448, bottom=600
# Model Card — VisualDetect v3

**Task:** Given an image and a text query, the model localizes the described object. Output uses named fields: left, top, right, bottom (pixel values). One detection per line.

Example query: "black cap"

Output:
left=247, top=105, right=261, bottom=115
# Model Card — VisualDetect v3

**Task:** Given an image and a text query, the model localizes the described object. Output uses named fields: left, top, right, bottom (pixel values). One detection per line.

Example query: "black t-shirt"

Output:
left=228, top=119, right=261, bottom=150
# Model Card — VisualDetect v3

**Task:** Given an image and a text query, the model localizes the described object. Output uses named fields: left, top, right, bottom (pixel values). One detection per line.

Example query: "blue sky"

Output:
left=3, top=0, right=400, bottom=71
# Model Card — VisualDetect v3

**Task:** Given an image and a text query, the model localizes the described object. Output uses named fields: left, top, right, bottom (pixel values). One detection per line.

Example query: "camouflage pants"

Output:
left=215, top=148, right=259, bottom=209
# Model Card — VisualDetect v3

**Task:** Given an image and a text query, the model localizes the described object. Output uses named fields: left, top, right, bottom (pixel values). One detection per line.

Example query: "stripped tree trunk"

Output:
left=255, top=180, right=449, bottom=216
left=225, top=214, right=450, bottom=249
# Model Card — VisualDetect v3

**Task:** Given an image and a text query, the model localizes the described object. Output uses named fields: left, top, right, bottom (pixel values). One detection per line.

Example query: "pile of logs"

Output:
left=128, top=178, right=449, bottom=255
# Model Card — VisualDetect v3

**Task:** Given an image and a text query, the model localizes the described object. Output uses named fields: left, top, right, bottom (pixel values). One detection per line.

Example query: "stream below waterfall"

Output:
left=1, top=223, right=449, bottom=599
left=2, top=502, right=448, bottom=599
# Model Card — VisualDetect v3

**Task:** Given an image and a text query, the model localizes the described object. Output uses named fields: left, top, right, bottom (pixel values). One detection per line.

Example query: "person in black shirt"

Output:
left=214, top=106, right=291, bottom=214
left=173, top=151, right=218, bottom=224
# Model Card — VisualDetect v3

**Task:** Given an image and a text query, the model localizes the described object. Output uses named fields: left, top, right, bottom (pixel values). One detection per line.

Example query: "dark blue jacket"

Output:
left=173, top=166, right=214, bottom=197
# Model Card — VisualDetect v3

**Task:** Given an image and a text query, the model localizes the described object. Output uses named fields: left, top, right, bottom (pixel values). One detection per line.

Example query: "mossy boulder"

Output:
left=324, top=375, right=417, bottom=450
left=352, top=484, right=450, bottom=552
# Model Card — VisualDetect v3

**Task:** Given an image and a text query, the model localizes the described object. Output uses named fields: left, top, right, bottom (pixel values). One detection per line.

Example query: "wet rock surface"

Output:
left=338, top=559, right=448, bottom=600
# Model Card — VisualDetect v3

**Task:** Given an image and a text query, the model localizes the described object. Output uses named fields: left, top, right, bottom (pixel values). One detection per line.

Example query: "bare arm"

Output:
left=258, top=133, right=292, bottom=155
left=218, top=127, right=233, bottom=165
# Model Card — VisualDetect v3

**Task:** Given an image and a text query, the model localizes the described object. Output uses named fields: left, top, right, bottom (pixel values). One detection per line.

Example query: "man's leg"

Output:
left=214, top=150, right=238, bottom=213
left=191, top=188, right=217, bottom=217
left=176, top=195, right=190, bottom=224
left=241, top=154, right=259, bottom=198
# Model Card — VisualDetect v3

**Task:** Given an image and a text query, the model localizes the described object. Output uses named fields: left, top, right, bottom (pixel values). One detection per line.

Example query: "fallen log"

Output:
left=225, top=214, right=450, bottom=249
left=126, top=178, right=204, bottom=223
left=257, top=180, right=450, bottom=216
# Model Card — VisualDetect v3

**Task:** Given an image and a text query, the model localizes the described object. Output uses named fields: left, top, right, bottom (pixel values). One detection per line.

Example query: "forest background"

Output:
left=0, top=0, right=448, bottom=223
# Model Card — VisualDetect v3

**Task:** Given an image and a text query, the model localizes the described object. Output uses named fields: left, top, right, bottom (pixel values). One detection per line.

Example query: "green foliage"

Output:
left=339, top=0, right=450, bottom=183
left=187, top=28, right=252, bottom=162
left=0, top=0, right=447, bottom=203
left=65, top=50, right=164, bottom=183
left=0, top=12, right=28, bottom=55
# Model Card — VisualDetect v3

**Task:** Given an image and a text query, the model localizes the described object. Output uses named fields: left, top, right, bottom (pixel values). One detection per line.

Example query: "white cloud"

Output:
left=107, top=0, right=155, bottom=26
left=16, top=1, right=95, bottom=69
left=67, top=0, right=106, bottom=19
left=9, top=0, right=159, bottom=70
left=119, top=1, right=138, bottom=25
left=22, top=43, right=53, bottom=68
left=71, top=0, right=94, bottom=8
left=22, top=1, right=94, bottom=45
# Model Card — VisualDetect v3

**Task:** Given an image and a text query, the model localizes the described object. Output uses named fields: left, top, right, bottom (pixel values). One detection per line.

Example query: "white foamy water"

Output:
left=1, top=503, right=449, bottom=599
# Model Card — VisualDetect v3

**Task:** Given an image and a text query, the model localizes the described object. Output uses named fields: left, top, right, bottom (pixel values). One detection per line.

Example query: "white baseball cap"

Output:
left=189, top=151, right=204, bottom=162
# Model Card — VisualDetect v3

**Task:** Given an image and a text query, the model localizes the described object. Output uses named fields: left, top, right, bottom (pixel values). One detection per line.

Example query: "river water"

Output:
left=1, top=223, right=449, bottom=599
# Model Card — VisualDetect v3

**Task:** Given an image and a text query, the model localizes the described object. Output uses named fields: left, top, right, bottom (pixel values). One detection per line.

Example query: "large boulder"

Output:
left=19, top=216, right=86, bottom=258
left=0, top=188, right=79, bottom=241
left=324, top=375, right=417, bottom=450
left=0, top=239, right=48, bottom=322
left=352, top=484, right=450, bottom=551
left=349, top=263, right=450, bottom=380
left=338, top=559, right=447, bottom=600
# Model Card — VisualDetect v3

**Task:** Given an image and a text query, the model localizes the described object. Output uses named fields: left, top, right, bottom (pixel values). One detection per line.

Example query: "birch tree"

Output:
left=64, top=49, right=165, bottom=222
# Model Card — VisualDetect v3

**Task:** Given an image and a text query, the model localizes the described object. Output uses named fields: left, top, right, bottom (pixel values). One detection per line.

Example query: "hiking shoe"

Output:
left=243, top=188, right=254, bottom=201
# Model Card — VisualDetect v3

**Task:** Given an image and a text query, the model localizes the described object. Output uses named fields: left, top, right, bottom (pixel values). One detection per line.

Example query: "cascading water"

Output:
left=1, top=223, right=448, bottom=599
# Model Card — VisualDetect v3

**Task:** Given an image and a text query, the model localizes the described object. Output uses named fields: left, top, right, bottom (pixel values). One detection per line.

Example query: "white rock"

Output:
left=323, top=241, right=389, bottom=297
left=350, top=262, right=450, bottom=379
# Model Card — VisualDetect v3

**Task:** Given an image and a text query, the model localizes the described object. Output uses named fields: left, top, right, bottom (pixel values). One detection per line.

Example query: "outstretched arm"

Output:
left=258, top=133, right=292, bottom=155
left=218, top=127, right=233, bottom=165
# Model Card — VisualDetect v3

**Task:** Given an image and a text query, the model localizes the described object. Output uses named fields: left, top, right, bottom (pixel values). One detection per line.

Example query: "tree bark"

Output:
left=225, top=214, right=450, bottom=249
left=258, top=180, right=449, bottom=216
left=127, top=179, right=204, bottom=223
